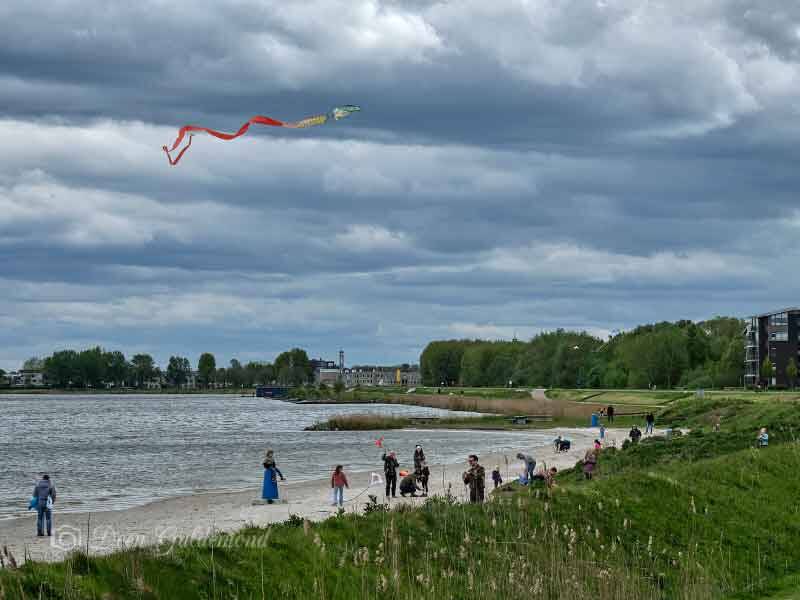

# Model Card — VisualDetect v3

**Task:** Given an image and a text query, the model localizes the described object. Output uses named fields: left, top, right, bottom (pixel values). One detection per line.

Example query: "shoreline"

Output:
left=0, top=427, right=631, bottom=564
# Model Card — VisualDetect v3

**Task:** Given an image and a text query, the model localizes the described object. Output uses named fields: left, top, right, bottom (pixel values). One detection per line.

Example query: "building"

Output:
left=341, top=365, right=421, bottom=388
left=316, top=368, right=341, bottom=385
left=745, top=308, right=800, bottom=388
left=7, top=369, right=46, bottom=387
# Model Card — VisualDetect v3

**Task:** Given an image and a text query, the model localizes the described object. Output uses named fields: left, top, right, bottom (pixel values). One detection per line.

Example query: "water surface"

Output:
left=0, top=394, right=552, bottom=519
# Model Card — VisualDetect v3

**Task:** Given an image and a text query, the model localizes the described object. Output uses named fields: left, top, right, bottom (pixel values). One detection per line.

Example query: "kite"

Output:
left=374, top=436, right=384, bottom=448
left=162, top=105, right=361, bottom=165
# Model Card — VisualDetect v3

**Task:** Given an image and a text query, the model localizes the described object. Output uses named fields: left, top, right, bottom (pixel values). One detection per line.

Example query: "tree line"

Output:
left=420, top=317, right=746, bottom=389
left=3, top=347, right=316, bottom=389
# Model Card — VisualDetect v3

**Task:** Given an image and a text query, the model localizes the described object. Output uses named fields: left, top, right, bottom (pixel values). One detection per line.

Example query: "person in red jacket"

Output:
left=331, top=465, right=349, bottom=507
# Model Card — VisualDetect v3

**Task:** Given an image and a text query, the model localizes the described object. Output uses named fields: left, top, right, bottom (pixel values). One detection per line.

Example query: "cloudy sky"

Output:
left=1, top=1, right=799, bottom=371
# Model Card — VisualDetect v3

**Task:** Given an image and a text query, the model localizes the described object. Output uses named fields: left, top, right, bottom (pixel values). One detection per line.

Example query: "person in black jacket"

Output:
left=399, top=472, right=422, bottom=497
left=413, top=445, right=426, bottom=471
left=382, top=451, right=400, bottom=498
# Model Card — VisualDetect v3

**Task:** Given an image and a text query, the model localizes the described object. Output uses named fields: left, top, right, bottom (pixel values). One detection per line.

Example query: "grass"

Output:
left=5, top=395, right=800, bottom=598
left=305, top=414, right=413, bottom=431
left=547, top=389, right=694, bottom=406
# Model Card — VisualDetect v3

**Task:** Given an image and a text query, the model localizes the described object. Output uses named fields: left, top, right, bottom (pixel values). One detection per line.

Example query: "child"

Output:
left=599, top=424, right=606, bottom=442
left=331, top=465, right=349, bottom=507
left=491, top=465, right=503, bottom=489
left=757, top=427, right=769, bottom=448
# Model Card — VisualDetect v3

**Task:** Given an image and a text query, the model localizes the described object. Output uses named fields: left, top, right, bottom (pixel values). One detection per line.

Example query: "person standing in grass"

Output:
left=757, top=427, right=769, bottom=448
left=491, top=465, right=503, bottom=489
left=463, top=455, right=486, bottom=503
left=607, top=405, right=615, bottom=423
left=331, top=465, right=349, bottom=507
left=516, top=452, right=536, bottom=482
left=645, top=413, right=655, bottom=435
left=583, top=448, right=598, bottom=480
left=33, top=474, right=56, bottom=537
left=382, top=451, right=399, bottom=498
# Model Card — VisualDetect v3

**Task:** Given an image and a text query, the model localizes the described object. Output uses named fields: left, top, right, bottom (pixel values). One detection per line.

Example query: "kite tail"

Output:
left=163, top=134, right=194, bottom=166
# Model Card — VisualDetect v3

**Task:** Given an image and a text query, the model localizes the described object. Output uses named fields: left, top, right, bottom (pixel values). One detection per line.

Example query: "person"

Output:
left=757, top=427, right=769, bottom=448
left=399, top=472, right=422, bottom=497
left=543, top=467, right=558, bottom=489
left=418, top=462, right=430, bottom=496
left=33, top=474, right=56, bottom=537
left=554, top=436, right=571, bottom=453
left=331, top=465, right=349, bottom=507
left=607, top=405, right=615, bottom=423
left=262, top=449, right=285, bottom=504
left=629, top=425, right=642, bottom=444
left=599, top=424, right=606, bottom=442
left=583, top=448, right=598, bottom=480
left=382, top=451, right=400, bottom=498
left=491, top=465, right=503, bottom=489
left=463, top=455, right=485, bottom=503
left=553, top=435, right=563, bottom=452
left=713, top=416, right=721, bottom=433
left=516, top=453, right=536, bottom=481
left=593, top=439, right=602, bottom=451
left=645, top=413, right=655, bottom=435
left=413, top=445, right=426, bottom=471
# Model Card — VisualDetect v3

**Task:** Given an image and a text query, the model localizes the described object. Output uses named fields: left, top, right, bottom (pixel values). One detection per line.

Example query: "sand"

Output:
left=0, top=427, right=633, bottom=564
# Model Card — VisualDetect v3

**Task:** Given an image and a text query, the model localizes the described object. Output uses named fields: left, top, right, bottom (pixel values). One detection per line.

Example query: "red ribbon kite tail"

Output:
left=162, top=106, right=360, bottom=166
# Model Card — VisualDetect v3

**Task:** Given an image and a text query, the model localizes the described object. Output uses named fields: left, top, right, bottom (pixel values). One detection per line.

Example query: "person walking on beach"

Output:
left=629, top=425, right=642, bottom=444
left=382, top=451, right=400, bottom=498
left=463, top=455, right=486, bottom=503
left=33, top=474, right=56, bottom=537
left=331, top=465, right=349, bottom=507
left=413, top=445, right=426, bottom=471
left=262, top=449, right=285, bottom=504
left=607, top=405, right=615, bottom=423
left=491, top=465, right=503, bottom=489
left=645, top=413, right=655, bottom=435
left=517, top=453, right=536, bottom=482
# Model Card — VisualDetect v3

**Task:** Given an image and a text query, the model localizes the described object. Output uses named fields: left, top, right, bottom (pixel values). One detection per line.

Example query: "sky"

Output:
left=1, top=0, right=799, bottom=371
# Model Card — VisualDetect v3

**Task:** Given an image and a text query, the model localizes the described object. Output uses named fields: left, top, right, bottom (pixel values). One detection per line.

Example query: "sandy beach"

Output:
left=0, top=427, right=631, bottom=564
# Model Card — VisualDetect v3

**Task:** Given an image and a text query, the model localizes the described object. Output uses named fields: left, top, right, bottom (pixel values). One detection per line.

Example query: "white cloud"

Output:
left=335, top=224, right=410, bottom=252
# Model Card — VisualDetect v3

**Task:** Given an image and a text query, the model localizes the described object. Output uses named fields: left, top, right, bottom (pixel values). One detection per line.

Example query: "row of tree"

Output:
left=5, top=347, right=316, bottom=389
left=420, top=317, right=748, bottom=389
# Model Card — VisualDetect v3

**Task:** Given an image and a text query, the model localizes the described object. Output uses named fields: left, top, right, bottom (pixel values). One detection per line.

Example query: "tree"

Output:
left=198, top=353, right=217, bottom=388
left=228, top=359, right=245, bottom=388
left=787, top=358, right=798, bottom=390
left=131, top=354, right=156, bottom=388
left=76, top=346, right=107, bottom=388
left=104, top=350, right=129, bottom=388
left=22, top=357, right=44, bottom=371
left=274, top=348, right=312, bottom=386
left=166, top=356, right=192, bottom=388
left=0, top=368, right=6, bottom=386
left=44, top=350, right=79, bottom=388
left=333, top=379, right=345, bottom=399
left=761, top=356, right=775, bottom=389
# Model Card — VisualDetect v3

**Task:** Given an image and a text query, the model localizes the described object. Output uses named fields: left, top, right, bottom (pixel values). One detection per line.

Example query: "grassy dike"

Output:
left=3, top=397, right=800, bottom=598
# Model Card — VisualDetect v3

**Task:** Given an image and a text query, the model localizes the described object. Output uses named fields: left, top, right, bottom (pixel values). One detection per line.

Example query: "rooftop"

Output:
left=750, top=307, right=800, bottom=319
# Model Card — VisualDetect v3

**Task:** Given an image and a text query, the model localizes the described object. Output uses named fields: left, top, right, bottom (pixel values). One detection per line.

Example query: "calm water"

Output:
left=0, top=394, right=551, bottom=520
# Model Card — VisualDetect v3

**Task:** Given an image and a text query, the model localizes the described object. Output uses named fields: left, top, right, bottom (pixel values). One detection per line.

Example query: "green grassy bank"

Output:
left=3, top=395, right=800, bottom=599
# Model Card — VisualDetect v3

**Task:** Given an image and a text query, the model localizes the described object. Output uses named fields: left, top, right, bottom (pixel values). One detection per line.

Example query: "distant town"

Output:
left=0, top=350, right=420, bottom=391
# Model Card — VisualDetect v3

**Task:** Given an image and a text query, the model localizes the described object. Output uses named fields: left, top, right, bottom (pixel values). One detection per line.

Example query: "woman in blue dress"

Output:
left=262, top=449, right=285, bottom=503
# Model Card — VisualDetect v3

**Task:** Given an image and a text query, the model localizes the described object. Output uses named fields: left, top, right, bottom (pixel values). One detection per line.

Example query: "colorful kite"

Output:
left=162, top=105, right=361, bottom=165
left=374, top=436, right=385, bottom=448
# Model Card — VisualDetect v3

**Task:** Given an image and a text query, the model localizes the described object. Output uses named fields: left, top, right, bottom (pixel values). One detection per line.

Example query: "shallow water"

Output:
left=0, top=394, right=552, bottom=519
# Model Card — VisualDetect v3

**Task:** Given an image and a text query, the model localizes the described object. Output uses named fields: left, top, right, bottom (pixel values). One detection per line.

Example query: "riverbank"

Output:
left=0, top=427, right=624, bottom=564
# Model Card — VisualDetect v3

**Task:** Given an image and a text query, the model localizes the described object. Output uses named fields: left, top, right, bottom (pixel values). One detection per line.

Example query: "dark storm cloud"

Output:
left=1, top=0, right=799, bottom=369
